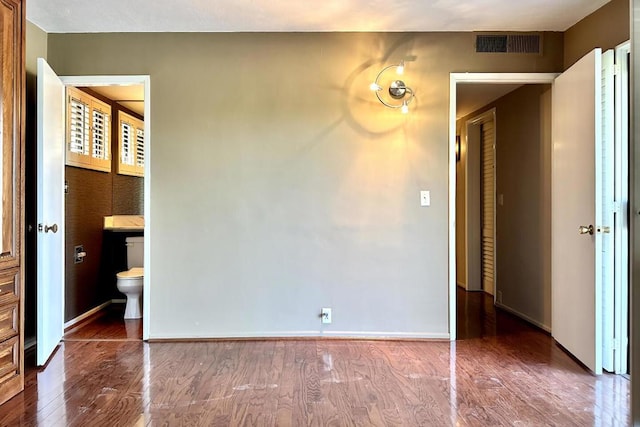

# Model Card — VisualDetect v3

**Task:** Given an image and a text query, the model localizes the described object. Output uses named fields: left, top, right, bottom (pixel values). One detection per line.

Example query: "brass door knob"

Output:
left=44, top=224, right=58, bottom=234
left=578, top=225, right=594, bottom=235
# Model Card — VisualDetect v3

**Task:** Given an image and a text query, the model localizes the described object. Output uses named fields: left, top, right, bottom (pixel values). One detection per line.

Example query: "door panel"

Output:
left=552, top=48, right=610, bottom=375
left=36, top=58, right=65, bottom=366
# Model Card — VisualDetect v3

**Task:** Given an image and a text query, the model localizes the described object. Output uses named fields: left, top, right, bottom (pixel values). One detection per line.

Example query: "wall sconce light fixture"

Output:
left=369, top=60, right=415, bottom=114
left=456, top=136, right=461, bottom=161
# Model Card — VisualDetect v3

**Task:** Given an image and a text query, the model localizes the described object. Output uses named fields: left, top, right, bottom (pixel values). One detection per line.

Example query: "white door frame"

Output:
left=58, top=75, right=152, bottom=340
left=449, top=73, right=558, bottom=340
left=614, top=41, right=630, bottom=374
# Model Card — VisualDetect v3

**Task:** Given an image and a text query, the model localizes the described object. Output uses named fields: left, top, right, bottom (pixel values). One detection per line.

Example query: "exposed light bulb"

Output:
left=369, top=82, right=382, bottom=91
left=401, top=100, right=409, bottom=114
left=396, top=60, right=405, bottom=75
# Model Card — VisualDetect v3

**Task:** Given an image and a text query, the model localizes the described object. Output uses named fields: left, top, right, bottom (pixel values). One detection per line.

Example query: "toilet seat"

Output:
left=117, top=267, right=144, bottom=279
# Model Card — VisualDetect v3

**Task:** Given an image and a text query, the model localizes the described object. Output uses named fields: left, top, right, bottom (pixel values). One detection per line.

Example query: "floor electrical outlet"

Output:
left=321, top=308, right=332, bottom=324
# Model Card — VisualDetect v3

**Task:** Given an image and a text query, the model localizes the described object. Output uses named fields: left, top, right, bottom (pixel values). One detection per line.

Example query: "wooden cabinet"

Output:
left=0, top=0, right=24, bottom=406
left=116, top=111, right=144, bottom=177
left=66, top=87, right=112, bottom=172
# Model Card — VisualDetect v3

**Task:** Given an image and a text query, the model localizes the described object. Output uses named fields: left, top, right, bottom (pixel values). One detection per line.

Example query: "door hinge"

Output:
left=613, top=64, right=621, bottom=76
left=612, top=201, right=620, bottom=213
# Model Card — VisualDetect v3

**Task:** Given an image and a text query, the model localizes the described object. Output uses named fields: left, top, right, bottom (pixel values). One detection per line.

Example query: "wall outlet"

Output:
left=321, top=307, right=332, bottom=324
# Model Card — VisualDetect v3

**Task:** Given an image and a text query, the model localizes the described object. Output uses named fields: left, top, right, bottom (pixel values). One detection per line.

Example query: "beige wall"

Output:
left=564, top=0, right=629, bottom=69
left=496, top=85, right=552, bottom=328
left=26, top=21, right=47, bottom=75
left=45, top=31, right=563, bottom=338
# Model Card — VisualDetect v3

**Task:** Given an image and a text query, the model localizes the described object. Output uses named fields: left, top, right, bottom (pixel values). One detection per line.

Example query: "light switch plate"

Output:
left=420, top=191, right=430, bottom=207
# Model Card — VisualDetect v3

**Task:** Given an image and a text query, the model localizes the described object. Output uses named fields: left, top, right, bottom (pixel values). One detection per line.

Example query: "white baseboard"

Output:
left=149, top=330, right=450, bottom=340
left=495, top=302, right=551, bottom=333
left=64, top=300, right=112, bottom=329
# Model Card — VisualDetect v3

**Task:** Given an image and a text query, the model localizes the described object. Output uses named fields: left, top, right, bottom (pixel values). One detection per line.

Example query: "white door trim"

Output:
left=59, top=75, right=152, bottom=341
left=449, top=73, right=558, bottom=340
left=614, top=40, right=631, bottom=374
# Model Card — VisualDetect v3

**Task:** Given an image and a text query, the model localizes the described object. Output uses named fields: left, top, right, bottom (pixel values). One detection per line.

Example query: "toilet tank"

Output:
left=125, top=236, right=144, bottom=268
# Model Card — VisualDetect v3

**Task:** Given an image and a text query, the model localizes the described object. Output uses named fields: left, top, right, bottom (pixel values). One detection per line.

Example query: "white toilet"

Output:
left=116, top=236, right=144, bottom=319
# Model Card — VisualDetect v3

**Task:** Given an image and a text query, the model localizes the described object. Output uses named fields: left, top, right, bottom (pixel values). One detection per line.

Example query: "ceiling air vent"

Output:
left=475, top=33, right=542, bottom=54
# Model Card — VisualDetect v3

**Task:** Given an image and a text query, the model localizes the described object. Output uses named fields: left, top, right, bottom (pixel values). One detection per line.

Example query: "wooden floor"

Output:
left=0, top=293, right=629, bottom=426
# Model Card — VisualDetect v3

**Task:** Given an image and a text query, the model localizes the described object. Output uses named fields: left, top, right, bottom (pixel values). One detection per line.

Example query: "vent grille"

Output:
left=475, top=34, right=541, bottom=54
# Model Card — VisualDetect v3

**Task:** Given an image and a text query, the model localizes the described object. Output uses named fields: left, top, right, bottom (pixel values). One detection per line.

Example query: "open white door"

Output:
left=552, top=48, right=615, bottom=375
left=36, top=58, right=65, bottom=366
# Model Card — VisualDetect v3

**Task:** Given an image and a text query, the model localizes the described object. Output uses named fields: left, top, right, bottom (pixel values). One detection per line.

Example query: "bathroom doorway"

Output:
left=60, top=75, right=150, bottom=341
left=64, top=83, right=146, bottom=340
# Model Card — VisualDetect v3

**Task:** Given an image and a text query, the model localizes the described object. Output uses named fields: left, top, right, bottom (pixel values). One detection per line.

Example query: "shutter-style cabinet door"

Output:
left=67, top=92, right=91, bottom=166
left=90, top=98, right=111, bottom=172
left=136, top=128, right=144, bottom=168
left=0, top=0, right=25, bottom=406
left=66, top=87, right=112, bottom=172
left=117, top=111, right=144, bottom=177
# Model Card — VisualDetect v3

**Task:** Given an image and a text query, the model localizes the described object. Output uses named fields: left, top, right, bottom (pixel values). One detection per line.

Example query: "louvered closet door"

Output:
left=481, top=121, right=495, bottom=295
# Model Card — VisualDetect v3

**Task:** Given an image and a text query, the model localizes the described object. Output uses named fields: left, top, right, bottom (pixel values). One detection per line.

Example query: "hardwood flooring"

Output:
left=0, top=294, right=629, bottom=426
left=64, top=304, right=143, bottom=342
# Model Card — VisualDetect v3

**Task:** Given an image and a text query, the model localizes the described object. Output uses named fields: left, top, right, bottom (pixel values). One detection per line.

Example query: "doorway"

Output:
left=59, top=75, right=151, bottom=341
left=449, top=74, right=558, bottom=343
left=63, top=83, right=146, bottom=339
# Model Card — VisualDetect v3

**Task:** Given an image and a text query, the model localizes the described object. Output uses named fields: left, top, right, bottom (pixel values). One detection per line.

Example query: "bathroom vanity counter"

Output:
left=104, top=215, right=144, bottom=231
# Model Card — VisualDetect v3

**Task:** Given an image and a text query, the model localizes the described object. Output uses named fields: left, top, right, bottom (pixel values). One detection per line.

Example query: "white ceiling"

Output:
left=28, top=0, right=610, bottom=33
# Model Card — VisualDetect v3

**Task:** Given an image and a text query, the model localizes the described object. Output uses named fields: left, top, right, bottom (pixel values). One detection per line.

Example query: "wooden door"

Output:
left=0, top=0, right=25, bottom=406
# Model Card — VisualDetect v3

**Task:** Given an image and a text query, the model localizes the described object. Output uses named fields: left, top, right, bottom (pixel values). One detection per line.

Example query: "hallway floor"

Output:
left=0, top=293, right=629, bottom=426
